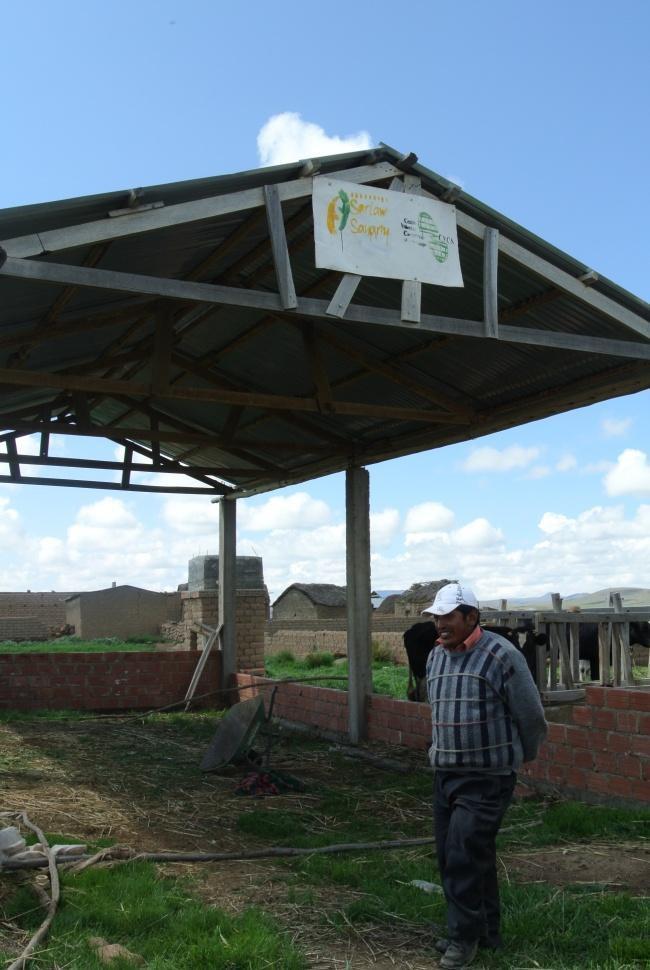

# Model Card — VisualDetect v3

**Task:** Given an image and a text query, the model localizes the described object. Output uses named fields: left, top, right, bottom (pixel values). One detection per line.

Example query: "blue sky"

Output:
left=1, top=0, right=648, bottom=602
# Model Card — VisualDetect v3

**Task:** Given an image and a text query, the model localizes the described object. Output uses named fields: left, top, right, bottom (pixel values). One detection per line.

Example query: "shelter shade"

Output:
left=0, top=144, right=646, bottom=496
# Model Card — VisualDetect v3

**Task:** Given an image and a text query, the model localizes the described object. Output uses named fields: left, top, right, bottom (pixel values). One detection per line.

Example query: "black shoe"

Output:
left=434, top=935, right=501, bottom=955
left=439, top=939, right=479, bottom=969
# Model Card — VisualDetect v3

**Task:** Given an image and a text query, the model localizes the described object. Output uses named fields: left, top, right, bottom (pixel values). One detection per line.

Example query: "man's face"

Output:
left=434, top=608, right=478, bottom=649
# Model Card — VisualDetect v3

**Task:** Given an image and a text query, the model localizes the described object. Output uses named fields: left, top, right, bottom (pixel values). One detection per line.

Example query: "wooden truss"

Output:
left=0, top=154, right=648, bottom=496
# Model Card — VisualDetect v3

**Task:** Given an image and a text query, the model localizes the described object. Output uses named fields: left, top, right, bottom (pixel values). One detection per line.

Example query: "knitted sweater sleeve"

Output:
left=503, top=647, right=548, bottom=763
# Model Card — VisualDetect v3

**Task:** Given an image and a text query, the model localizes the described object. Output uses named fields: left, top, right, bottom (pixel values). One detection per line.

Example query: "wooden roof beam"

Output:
left=3, top=254, right=647, bottom=361
left=0, top=162, right=399, bottom=258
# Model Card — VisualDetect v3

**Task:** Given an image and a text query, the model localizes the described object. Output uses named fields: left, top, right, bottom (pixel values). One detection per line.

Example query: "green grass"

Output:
left=265, top=653, right=648, bottom=700
left=284, top=792, right=650, bottom=969
left=0, top=636, right=161, bottom=654
left=265, top=653, right=409, bottom=697
left=2, top=863, right=306, bottom=969
left=3, top=711, right=649, bottom=968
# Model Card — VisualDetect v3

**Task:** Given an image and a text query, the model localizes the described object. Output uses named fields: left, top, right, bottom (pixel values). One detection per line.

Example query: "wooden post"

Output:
left=219, top=496, right=237, bottom=694
left=569, top=623, right=580, bottom=683
left=598, top=622, right=611, bottom=685
left=550, top=594, right=573, bottom=688
left=483, top=228, right=499, bottom=338
left=610, top=592, right=633, bottom=686
left=346, top=466, right=372, bottom=744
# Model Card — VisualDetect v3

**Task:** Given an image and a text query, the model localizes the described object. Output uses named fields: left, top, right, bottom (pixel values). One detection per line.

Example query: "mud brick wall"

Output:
left=0, top=651, right=222, bottom=711
left=520, top=686, right=650, bottom=805
left=0, top=592, right=75, bottom=641
left=234, top=674, right=650, bottom=807
left=181, top=589, right=268, bottom=669
left=66, top=587, right=181, bottom=640
left=264, top=617, right=428, bottom=662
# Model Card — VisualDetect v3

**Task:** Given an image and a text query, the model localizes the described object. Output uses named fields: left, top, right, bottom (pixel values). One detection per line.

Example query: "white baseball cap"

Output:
left=422, top=582, right=479, bottom=616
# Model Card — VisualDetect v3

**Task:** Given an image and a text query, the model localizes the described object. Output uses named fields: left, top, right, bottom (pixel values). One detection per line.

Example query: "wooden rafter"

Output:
left=3, top=254, right=648, bottom=361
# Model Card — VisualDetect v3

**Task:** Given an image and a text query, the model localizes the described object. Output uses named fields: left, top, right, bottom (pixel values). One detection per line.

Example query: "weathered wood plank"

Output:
left=184, top=623, right=223, bottom=710
left=1, top=162, right=400, bottom=258
left=326, top=274, right=362, bottom=317
left=541, top=689, right=586, bottom=704
left=415, top=186, right=650, bottom=341
left=483, top=228, right=499, bottom=338
left=0, top=365, right=467, bottom=424
left=3, top=255, right=649, bottom=361
left=598, top=622, right=611, bottom=685
left=400, top=174, right=422, bottom=324
left=0, top=474, right=228, bottom=494
left=263, top=183, right=297, bottom=310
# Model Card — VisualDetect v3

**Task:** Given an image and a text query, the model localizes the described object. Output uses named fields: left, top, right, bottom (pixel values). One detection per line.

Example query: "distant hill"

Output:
left=482, top=587, right=650, bottom=609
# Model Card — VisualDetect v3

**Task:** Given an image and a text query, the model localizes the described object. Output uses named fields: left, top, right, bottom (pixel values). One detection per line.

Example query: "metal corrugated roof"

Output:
left=0, top=145, right=647, bottom=496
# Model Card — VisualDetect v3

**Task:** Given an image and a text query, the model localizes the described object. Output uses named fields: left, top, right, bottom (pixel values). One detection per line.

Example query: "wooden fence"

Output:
left=486, top=593, right=650, bottom=702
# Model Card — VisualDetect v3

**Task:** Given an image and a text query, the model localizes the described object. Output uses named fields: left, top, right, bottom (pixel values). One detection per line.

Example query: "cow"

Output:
left=403, top=619, right=546, bottom=701
left=574, top=620, right=650, bottom=681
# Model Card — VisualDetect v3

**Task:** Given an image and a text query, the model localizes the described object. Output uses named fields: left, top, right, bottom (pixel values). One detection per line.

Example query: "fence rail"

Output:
left=486, top=593, right=650, bottom=695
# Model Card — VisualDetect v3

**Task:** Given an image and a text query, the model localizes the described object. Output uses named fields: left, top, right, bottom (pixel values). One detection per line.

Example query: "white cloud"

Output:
left=370, top=508, right=400, bottom=547
left=604, top=449, right=650, bottom=496
left=75, top=497, right=138, bottom=529
left=461, top=445, right=541, bottom=473
left=404, top=501, right=454, bottom=533
left=452, top=518, right=504, bottom=549
left=538, top=511, right=570, bottom=535
left=257, top=112, right=372, bottom=166
left=525, top=465, right=551, bottom=480
left=240, top=492, right=331, bottom=531
left=602, top=417, right=632, bottom=437
left=556, top=454, right=577, bottom=472
left=162, top=496, right=219, bottom=536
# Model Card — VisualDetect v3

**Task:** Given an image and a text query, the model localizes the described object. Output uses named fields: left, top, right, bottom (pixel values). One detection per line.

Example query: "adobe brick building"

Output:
left=272, top=583, right=347, bottom=620
left=0, top=591, right=76, bottom=641
left=65, top=585, right=181, bottom=639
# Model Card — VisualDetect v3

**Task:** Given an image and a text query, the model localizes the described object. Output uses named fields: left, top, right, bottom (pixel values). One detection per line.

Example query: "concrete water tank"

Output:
left=187, top=556, right=264, bottom=592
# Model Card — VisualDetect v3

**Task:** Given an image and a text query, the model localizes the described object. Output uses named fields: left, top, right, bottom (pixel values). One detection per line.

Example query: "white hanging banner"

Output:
left=312, top=177, right=463, bottom=287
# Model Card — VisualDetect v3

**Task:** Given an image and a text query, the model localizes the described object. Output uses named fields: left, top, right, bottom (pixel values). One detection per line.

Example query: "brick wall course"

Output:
left=0, top=651, right=222, bottom=711
left=234, top=674, right=649, bottom=807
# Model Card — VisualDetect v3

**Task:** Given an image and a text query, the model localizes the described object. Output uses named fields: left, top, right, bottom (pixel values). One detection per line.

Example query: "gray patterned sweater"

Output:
left=426, top=628, right=547, bottom=772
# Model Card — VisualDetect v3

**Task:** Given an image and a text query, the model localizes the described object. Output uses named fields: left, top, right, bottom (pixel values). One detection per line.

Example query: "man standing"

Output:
left=424, top=583, right=547, bottom=969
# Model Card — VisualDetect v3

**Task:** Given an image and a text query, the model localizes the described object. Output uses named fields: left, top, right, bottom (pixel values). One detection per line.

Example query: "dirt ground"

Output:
left=1, top=716, right=648, bottom=969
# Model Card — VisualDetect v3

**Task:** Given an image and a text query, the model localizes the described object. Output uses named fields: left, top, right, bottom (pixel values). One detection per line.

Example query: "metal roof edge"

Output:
left=377, top=142, right=649, bottom=319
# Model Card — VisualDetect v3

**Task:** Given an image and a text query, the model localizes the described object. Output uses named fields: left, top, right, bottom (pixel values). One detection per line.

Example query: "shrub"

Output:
left=372, top=641, right=395, bottom=664
left=304, top=652, right=335, bottom=669
left=275, top=649, right=296, bottom=664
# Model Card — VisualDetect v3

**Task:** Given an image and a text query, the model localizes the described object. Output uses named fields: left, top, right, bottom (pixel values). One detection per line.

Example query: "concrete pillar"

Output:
left=219, top=497, right=237, bottom=692
left=346, top=466, right=372, bottom=743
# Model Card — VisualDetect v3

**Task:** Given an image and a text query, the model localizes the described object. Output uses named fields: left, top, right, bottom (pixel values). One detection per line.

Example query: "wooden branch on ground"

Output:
left=1, top=812, right=60, bottom=970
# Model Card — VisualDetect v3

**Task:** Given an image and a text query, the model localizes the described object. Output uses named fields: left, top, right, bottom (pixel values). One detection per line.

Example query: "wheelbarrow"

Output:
left=200, top=687, right=278, bottom=773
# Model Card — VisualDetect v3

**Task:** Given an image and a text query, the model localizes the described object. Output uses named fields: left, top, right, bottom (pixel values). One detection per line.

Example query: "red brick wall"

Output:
left=0, top=651, right=222, bottom=711
left=234, top=673, right=430, bottom=752
left=234, top=675, right=650, bottom=806
left=520, top=686, right=650, bottom=805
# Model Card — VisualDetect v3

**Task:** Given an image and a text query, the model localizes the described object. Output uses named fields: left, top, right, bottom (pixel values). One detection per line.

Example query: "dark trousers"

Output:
left=434, top=770, right=516, bottom=944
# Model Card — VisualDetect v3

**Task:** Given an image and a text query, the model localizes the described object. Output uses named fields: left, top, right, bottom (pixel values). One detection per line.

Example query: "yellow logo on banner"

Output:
left=326, top=189, right=390, bottom=240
